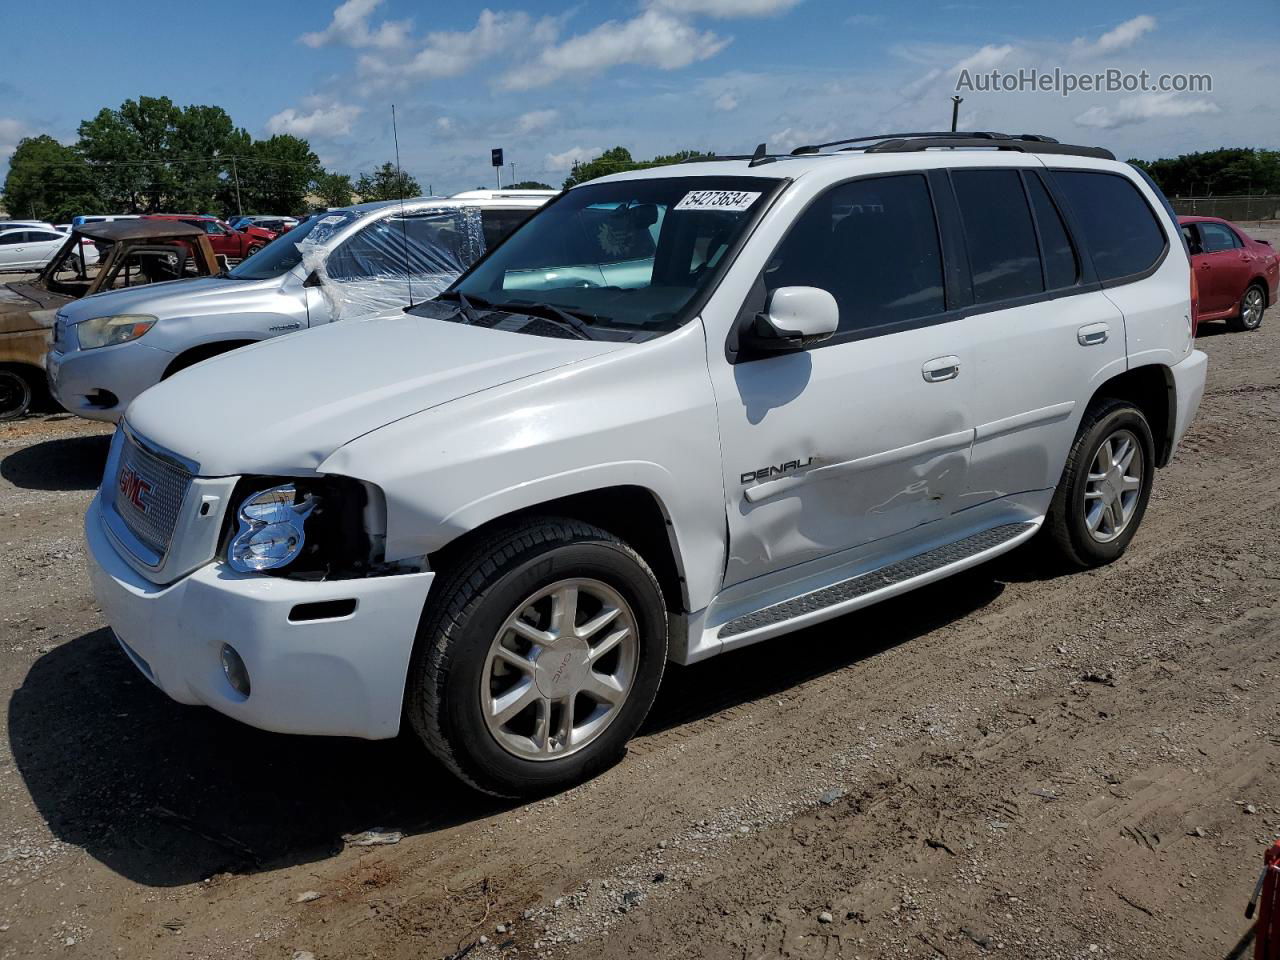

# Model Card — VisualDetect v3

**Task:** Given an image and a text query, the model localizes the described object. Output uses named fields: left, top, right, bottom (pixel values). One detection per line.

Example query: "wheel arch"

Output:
left=1090, top=362, right=1176, bottom=467
left=162, top=338, right=260, bottom=379
left=426, top=484, right=690, bottom=617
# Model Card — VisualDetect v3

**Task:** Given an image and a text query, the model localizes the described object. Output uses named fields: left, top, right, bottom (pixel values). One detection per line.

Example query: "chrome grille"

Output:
left=111, top=432, right=193, bottom=562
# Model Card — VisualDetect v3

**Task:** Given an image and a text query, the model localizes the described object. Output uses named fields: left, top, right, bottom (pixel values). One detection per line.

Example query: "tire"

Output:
left=0, top=368, right=35, bottom=421
left=1045, top=398, right=1155, bottom=568
left=406, top=517, right=668, bottom=797
left=245, top=243, right=265, bottom=258
left=1228, top=282, right=1266, bottom=332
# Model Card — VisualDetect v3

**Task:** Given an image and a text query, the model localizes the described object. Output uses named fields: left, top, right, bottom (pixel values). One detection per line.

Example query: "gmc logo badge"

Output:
left=118, top=467, right=152, bottom=513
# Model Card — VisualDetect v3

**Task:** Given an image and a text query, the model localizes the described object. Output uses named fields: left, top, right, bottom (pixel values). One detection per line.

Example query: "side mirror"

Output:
left=303, top=269, right=323, bottom=288
left=743, top=286, right=839, bottom=352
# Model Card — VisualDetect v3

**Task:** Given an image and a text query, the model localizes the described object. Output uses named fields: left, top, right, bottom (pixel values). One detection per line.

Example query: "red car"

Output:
left=1179, top=215, right=1279, bottom=332
left=143, top=215, right=278, bottom=262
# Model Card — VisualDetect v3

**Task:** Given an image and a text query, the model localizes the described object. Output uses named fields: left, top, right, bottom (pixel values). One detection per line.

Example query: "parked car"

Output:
left=71, top=214, right=142, bottom=228
left=1, top=220, right=219, bottom=418
left=0, top=226, right=76, bottom=273
left=143, top=214, right=278, bottom=263
left=49, top=192, right=552, bottom=423
left=230, top=215, right=300, bottom=234
left=82, top=133, right=1206, bottom=796
left=1, top=220, right=58, bottom=232
left=1178, top=215, right=1278, bottom=332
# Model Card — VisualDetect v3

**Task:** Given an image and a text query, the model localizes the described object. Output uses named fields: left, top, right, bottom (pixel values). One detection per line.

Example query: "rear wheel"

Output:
left=406, top=517, right=668, bottom=797
left=0, top=368, right=35, bottom=420
left=1228, top=283, right=1266, bottom=332
left=245, top=242, right=265, bottom=259
left=1046, top=399, right=1155, bottom=567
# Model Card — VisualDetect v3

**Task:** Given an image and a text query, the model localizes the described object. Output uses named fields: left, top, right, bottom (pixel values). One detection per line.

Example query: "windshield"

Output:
left=449, top=176, right=779, bottom=333
left=228, top=210, right=360, bottom=280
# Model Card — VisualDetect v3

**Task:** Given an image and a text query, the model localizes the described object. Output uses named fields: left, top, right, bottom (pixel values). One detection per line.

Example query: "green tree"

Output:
left=237, top=135, right=321, bottom=215
left=561, top=147, right=711, bottom=189
left=312, top=171, right=354, bottom=208
left=1130, top=148, right=1280, bottom=197
left=355, top=162, right=422, bottom=202
left=1, top=135, right=98, bottom=222
left=508, top=180, right=555, bottom=189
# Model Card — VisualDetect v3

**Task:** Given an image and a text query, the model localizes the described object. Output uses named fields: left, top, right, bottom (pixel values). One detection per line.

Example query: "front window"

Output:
left=227, top=210, right=362, bottom=280
left=448, top=176, right=779, bottom=334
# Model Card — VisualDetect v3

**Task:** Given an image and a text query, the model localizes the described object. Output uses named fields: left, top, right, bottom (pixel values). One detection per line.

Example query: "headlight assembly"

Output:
left=77, top=314, right=157, bottom=350
left=228, top=484, right=317, bottom=573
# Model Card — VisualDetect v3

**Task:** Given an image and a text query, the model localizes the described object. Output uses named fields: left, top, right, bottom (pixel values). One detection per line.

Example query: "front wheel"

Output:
left=245, top=242, right=265, bottom=259
left=1228, top=283, right=1266, bottom=332
left=406, top=517, right=668, bottom=797
left=1045, top=399, right=1155, bottom=567
left=0, top=368, right=35, bottom=420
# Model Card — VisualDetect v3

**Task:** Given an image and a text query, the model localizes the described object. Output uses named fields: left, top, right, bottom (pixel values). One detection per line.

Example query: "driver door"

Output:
left=708, top=174, right=974, bottom=587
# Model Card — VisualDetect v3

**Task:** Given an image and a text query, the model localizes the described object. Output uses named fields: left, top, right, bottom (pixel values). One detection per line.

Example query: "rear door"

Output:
left=0, top=231, right=27, bottom=269
left=1193, top=220, right=1250, bottom=315
left=952, top=167, right=1127, bottom=505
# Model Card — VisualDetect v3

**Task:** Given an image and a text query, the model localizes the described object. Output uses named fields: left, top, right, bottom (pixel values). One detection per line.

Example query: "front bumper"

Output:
left=47, top=341, right=174, bottom=423
left=85, top=495, right=435, bottom=739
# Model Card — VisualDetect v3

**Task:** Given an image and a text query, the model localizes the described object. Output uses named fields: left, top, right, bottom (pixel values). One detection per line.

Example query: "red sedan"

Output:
left=143, top=215, right=278, bottom=263
left=1179, top=215, right=1279, bottom=332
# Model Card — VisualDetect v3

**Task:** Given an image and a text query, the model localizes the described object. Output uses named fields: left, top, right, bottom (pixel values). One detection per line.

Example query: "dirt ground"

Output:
left=2, top=235, right=1279, bottom=959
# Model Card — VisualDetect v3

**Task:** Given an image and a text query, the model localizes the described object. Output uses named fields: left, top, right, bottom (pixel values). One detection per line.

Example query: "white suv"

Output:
left=83, top=132, right=1207, bottom=796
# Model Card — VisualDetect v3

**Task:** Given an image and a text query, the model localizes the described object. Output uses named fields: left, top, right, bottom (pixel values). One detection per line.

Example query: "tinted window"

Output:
left=1052, top=171, right=1167, bottom=281
left=952, top=169, right=1043, bottom=303
left=0, top=233, right=23, bottom=245
left=1025, top=175, right=1078, bottom=289
left=764, top=174, right=944, bottom=333
left=1198, top=222, right=1240, bottom=253
left=480, top=208, right=535, bottom=250
left=30, top=230, right=64, bottom=242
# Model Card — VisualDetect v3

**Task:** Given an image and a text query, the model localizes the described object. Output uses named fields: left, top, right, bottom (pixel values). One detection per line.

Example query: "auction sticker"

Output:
left=674, top=190, right=761, bottom=212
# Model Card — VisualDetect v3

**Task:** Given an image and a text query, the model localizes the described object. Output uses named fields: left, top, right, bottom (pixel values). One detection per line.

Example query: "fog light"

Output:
left=220, top=643, right=251, bottom=697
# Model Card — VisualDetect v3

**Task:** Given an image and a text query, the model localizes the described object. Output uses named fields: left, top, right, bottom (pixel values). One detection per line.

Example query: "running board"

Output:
left=716, top=521, right=1038, bottom=643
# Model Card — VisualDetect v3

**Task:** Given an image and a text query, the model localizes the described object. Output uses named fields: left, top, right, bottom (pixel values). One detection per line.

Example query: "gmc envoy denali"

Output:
left=84, top=132, right=1207, bottom=796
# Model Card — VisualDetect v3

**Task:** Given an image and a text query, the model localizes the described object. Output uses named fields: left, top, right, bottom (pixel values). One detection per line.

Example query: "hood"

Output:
left=124, top=311, right=624, bottom=476
left=57, top=274, right=278, bottom=323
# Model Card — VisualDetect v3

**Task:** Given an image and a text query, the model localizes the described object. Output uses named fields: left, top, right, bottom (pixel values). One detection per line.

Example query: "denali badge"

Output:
left=741, top=457, right=814, bottom=485
left=118, top=466, right=152, bottom=513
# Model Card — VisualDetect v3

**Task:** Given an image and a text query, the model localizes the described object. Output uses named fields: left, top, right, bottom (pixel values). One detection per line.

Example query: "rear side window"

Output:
left=1051, top=171, right=1167, bottom=282
left=1197, top=221, right=1241, bottom=253
left=764, top=174, right=945, bottom=333
left=480, top=208, right=535, bottom=251
left=951, top=169, right=1043, bottom=303
left=1025, top=175, right=1078, bottom=290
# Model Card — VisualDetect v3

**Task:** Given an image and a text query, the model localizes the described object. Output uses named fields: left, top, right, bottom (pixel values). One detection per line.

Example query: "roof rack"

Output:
left=789, top=131, right=1114, bottom=161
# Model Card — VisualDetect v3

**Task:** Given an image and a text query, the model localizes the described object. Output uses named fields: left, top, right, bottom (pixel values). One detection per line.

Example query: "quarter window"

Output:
left=1051, top=171, right=1167, bottom=282
left=764, top=174, right=945, bottom=333
left=1025, top=175, right=1078, bottom=289
left=951, top=169, right=1043, bottom=303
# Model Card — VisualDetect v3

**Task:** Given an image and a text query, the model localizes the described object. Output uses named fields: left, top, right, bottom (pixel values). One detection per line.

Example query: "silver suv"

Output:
left=47, top=191, right=554, bottom=422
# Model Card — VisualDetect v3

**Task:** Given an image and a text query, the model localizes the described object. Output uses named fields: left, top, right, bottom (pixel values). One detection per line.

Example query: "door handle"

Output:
left=1077, top=322, right=1109, bottom=346
left=921, top=356, right=960, bottom=382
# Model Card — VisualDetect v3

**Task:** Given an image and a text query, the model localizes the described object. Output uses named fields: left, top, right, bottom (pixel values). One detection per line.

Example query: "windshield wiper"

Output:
left=491, top=300, right=594, bottom=340
left=434, top=290, right=489, bottom=325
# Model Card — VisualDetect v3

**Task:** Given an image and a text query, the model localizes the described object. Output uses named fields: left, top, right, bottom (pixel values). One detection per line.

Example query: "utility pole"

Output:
left=231, top=156, right=244, bottom=216
left=510, top=161, right=517, bottom=185
left=950, top=96, right=963, bottom=133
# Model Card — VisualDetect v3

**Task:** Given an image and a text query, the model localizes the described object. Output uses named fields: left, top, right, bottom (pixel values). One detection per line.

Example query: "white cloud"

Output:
left=499, top=9, right=729, bottom=91
left=0, top=118, right=27, bottom=158
left=361, top=10, right=560, bottom=85
left=901, top=43, right=1014, bottom=102
left=516, top=109, right=559, bottom=134
left=769, top=123, right=836, bottom=152
left=845, top=13, right=884, bottom=26
left=1073, top=91, right=1219, bottom=129
left=545, top=146, right=602, bottom=170
left=714, top=92, right=739, bottom=111
left=1071, top=15, right=1156, bottom=59
left=436, top=117, right=455, bottom=133
left=301, top=0, right=411, bottom=49
left=266, top=100, right=364, bottom=138
left=648, top=0, right=802, bottom=17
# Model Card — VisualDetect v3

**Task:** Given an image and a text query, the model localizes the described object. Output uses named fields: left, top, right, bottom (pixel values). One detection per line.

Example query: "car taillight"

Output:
left=1189, top=266, right=1200, bottom=338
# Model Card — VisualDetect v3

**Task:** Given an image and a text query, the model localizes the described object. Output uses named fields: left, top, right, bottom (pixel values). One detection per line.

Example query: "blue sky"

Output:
left=3, top=0, right=1277, bottom=195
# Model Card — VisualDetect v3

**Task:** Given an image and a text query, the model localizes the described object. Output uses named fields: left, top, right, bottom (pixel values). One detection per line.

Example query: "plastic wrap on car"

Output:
left=298, top=206, right=486, bottom=321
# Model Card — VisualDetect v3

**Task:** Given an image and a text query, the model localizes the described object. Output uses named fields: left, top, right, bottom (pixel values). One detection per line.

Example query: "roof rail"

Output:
left=790, top=130, right=1114, bottom=161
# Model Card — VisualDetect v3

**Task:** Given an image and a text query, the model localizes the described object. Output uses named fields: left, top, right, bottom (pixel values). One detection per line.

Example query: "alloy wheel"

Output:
left=1083, top=428, right=1144, bottom=543
left=1242, top=287, right=1265, bottom=329
left=481, top=578, right=638, bottom=761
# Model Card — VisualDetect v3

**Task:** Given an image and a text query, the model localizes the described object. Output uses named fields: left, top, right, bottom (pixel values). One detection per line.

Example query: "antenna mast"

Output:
left=392, top=104, right=414, bottom=308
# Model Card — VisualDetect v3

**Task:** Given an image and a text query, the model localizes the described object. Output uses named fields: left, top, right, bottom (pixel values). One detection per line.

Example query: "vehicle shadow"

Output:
left=0, top=433, right=111, bottom=491
left=9, top=564, right=1025, bottom=888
